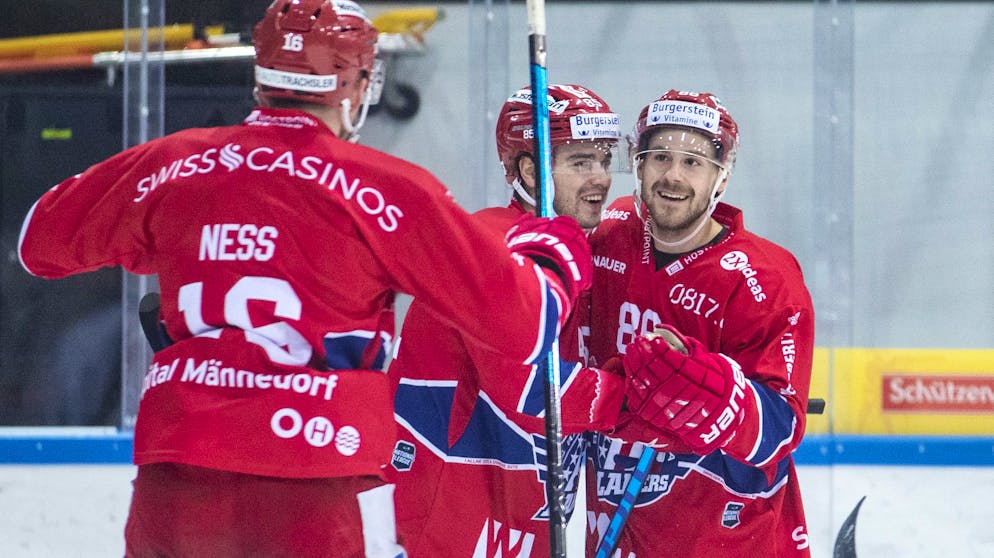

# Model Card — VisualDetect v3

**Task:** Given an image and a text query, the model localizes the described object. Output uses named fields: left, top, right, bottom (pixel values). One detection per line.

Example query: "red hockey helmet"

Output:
left=253, top=0, right=378, bottom=107
left=631, top=90, right=739, bottom=169
left=496, top=84, right=620, bottom=185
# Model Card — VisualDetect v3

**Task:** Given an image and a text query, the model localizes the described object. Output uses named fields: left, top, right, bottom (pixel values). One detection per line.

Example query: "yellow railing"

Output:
left=0, top=25, right=224, bottom=59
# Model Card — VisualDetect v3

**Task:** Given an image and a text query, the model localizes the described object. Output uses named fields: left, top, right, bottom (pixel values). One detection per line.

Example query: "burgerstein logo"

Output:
left=646, top=100, right=720, bottom=134
left=569, top=113, right=621, bottom=139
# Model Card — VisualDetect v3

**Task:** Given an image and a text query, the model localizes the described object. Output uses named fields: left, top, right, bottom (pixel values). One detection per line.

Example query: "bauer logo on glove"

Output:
left=623, top=325, right=749, bottom=455
left=505, top=214, right=593, bottom=298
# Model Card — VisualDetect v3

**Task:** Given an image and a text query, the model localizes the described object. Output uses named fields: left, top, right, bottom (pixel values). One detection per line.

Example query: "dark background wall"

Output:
left=0, top=86, right=255, bottom=425
left=0, top=2, right=265, bottom=423
left=0, top=0, right=419, bottom=425
left=0, top=0, right=271, bottom=39
left=0, top=0, right=273, bottom=87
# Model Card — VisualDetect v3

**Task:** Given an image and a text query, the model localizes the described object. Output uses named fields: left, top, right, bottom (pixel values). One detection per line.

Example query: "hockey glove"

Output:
left=561, top=357, right=626, bottom=434
left=623, top=325, right=749, bottom=455
left=505, top=214, right=592, bottom=300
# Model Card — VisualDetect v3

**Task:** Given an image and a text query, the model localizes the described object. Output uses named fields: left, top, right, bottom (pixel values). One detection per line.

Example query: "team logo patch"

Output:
left=391, top=440, right=416, bottom=471
left=591, top=434, right=696, bottom=508
left=531, top=433, right=586, bottom=520
left=664, top=259, right=684, bottom=276
left=721, top=501, right=745, bottom=528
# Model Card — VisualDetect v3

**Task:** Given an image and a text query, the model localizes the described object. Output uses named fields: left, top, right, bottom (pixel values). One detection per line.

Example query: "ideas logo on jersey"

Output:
left=719, top=250, right=767, bottom=302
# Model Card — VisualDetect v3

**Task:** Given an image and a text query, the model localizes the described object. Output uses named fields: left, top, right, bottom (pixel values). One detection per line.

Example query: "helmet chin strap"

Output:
left=339, top=85, right=375, bottom=143
left=634, top=168, right=728, bottom=251
left=511, top=178, right=538, bottom=208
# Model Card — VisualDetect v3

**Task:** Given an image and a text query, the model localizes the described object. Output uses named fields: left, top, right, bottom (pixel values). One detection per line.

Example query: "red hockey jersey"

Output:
left=389, top=201, right=623, bottom=557
left=18, top=107, right=572, bottom=479
left=584, top=198, right=814, bottom=557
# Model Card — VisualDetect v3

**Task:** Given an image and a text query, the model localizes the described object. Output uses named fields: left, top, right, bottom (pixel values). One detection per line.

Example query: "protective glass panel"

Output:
left=119, top=0, right=166, bottom=430
left=0, top=3, right=991, bottom=557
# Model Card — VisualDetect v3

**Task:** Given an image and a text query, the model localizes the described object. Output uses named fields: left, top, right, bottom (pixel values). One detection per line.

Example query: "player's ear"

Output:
left=517, top=154, right=537, bottom=193
left=715, top=172, right=730, bottom=198
left=349, top=76, right=370, bottom=115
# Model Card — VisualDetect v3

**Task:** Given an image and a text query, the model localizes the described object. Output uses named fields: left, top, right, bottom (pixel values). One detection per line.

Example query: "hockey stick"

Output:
left=138, top=291, right=171, bottom=352
left=832, top=495, right=866, bottom=558
left=594, top=445, right=656, bottom=558
left=525, top=1, right=567, bottom=556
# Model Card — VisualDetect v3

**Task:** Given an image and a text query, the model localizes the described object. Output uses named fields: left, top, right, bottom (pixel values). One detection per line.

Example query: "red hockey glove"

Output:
left=611, top=411, right=686, bottom=452
left=561, top=357, right=626, bottom=434
left=505, top=214, right=593, bottom=300
left=623, top=325, right=749, bottom=455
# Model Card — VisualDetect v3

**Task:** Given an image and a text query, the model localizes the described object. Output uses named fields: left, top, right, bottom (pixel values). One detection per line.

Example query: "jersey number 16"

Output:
left=178, top=277, right=312, bottom=366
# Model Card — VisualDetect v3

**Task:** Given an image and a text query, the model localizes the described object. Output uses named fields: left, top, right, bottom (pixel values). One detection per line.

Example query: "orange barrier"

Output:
left=0, top=54, right=96, bottom=73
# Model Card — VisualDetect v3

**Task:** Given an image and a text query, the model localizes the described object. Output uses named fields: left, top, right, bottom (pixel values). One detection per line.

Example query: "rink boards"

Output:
left=2, top=348, right=993, bottom=466
left=3, top=433, right=994, bottom=467
left=806, top=347, right=994, bottom=436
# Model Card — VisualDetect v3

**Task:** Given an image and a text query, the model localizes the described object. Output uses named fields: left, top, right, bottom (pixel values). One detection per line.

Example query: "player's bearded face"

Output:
left=550, top=140, right=615, bottom=230
left=636, top=130, right=723, bottom=235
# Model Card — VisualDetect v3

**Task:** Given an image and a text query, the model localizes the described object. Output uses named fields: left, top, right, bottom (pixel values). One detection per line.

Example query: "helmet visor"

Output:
left=366, top=59, right=385, bottom=106
left=633, top=148, right=725, bottom=183
left=551, top=140, right=627, bottom=177
left=632, top=128, right=725, bottom=173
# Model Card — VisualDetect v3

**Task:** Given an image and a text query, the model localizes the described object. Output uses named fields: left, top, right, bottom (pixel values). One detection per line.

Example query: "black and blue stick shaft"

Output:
left=594, top=446, right=656, bottom=558
left=526, top=1, right=567, bottom=556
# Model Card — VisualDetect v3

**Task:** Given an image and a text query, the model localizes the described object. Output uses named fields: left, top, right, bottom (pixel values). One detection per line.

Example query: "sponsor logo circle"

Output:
left=720, top=250, right=749, bottom=271
left=335, top=426, right=361, bottom=456
left=271, top=407, right=303, bottom=439
left=303, top=416, right=335, bottom=448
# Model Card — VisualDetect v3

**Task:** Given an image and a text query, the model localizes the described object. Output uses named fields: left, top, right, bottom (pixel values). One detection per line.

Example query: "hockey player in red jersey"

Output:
left=16, top=2, right=593, bottom=557
left=388, top=84, right=625, bottom=557
left=584, top=90, right=815, bottom=557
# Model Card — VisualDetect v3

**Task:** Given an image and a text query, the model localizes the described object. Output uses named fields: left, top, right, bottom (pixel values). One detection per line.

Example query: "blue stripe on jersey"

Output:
left=746, top=381, right=798, bottom=466
left=323, top=332, right=387, bottom=371
left=524, top=278, right=564, bottom=366
left=394, top=381, right=536, bottom=467
left=519, top=359, right=583, bottom=417
left=697, top=450, right=792, bottom=497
